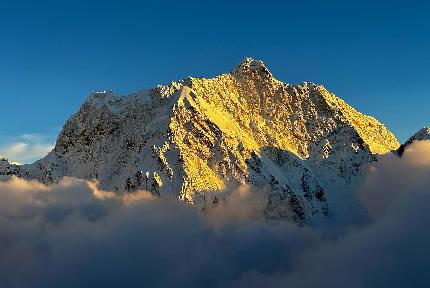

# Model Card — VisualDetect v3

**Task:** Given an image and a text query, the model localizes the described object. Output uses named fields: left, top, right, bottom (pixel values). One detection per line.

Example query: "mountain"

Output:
left=0, top=58, right=400, bottom=223
left=397, top=127, right=430, bottom=156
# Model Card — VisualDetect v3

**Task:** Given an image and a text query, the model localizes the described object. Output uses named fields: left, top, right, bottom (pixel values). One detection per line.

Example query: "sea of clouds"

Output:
left=0, top=141, right=430, bottom=288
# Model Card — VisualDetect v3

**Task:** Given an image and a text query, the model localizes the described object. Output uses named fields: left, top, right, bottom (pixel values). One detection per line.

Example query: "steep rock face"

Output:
left=0, top=58, right=400, bottom=223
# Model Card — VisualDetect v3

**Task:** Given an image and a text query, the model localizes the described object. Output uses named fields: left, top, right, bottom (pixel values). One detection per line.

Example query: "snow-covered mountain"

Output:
left=0, top=58, right=401, bottom=223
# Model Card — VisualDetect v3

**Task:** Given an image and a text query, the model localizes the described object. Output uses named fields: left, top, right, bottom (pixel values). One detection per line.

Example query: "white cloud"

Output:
left=0, top=141, right=429, bottom=287
left=0, top=134, right=55, bottom=164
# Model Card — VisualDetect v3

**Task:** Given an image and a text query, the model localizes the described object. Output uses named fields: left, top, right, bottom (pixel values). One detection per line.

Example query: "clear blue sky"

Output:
left=1, top=0, right=429, bottom=162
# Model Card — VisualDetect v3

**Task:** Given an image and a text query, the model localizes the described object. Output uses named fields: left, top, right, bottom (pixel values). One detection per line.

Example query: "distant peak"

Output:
left=418, top=127, right=430, bottom=133
left=397, top=127, right=430, bottom=156
left=409, top=127, right=430, bottom=142
left=231, top=57, right=272, bottom=78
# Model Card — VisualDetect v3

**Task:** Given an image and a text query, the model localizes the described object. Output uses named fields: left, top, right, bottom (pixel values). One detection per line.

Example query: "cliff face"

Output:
left=0, top=58, right=400, bottom=223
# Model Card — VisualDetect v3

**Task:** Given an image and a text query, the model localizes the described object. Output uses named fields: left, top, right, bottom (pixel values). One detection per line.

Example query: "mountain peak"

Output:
left=237, top=57, right=265, bottom=68
left=82, top=90, right=124, bottom=114
left=231, top=57, right=272, bottom=78
left=87, top=90, right=117, bottom=102
left=407, top=127, right=430, bottom=143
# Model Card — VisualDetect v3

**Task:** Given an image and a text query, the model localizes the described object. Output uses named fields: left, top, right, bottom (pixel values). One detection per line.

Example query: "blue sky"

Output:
left=1, top=0, right=429, bottom=163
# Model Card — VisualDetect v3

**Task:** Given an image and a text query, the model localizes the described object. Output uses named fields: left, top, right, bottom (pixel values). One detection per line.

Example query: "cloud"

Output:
left=233, top=140, right=430, bottom=288
left=0, top=134, right=54, bottom=164
left=358, top=140, right=430, bottom=218
left=0, top=141, right=429, bottom=287
left=204, top=184, right=270, bottom=228
left=0, top=177, right=318, bottom=288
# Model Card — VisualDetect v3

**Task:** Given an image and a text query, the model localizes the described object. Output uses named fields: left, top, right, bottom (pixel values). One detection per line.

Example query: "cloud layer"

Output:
left=0, top=141, right=429, bottom=288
